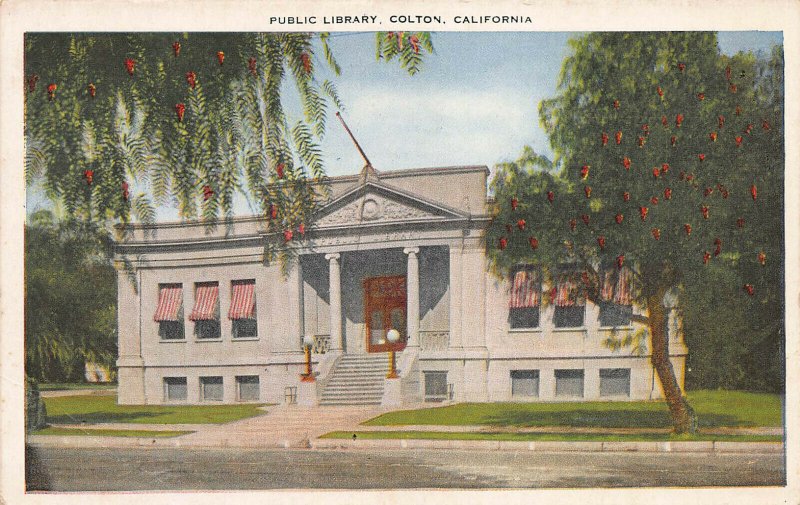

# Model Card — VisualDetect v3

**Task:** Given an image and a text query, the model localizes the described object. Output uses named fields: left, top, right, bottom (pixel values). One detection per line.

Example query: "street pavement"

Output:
left=25, top=445, right=786, bottom=490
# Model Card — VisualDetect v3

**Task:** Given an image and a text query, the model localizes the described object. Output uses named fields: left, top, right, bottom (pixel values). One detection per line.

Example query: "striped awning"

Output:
left=600, top=268, right=633, bottom=305
left=509, top=268, right=540, bottom=308
left=189, top=283, right=219, bottom=321
left=229, top=280, right=255, bottom=319
left=154, top=284, right=183, bottom=322
left=555, top=272, right=586, bottom=307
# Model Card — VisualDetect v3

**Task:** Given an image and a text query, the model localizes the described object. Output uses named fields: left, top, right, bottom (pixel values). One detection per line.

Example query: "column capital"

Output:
left=324, top=252, right=340, bottom=261
left=403, top=246, right=420, bottom=256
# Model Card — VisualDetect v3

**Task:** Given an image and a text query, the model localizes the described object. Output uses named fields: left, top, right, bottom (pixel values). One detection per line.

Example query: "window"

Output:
left=508, top=267, right=541, bottom=329
left=163, top=377, right=187, bottom=401
left=600, top=368, right=631, bottom=397
left=553, top=271, right=586, bottom=328
left=236, top=375, right=260, bottom=401
left=554, top=306, right=585, bottom=328
left=511, top=370, right=539, bottom=397
left=200, top=376, right=223, bottom=401
left=555, top=369, right=584, bottom=398
left=230, top=280, right=257, bottom=339
left=154, top=284, right=184, bottom=340
left=424, top=371, right=448, bottom=402
left=599, top=268, right=633, bottom=327
left=599, top=302, right=633, bottom=327
left=190, top=282, right=220, bottom=339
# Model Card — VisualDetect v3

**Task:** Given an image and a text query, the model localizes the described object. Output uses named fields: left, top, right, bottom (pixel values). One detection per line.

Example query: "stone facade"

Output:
left=115, top=165, right=687, bottom=405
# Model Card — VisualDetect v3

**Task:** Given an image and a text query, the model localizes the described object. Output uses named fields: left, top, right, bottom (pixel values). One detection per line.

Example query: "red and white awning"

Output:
left=189, top=283, right=219, bottom=321
left=229, top=281, right=255, bottom=319
left=509, top=268, right=540, bottom=308
left=554, top=273, right=586, bottom=307
left=600, top=268, right=633, bottom=305
left=154, top=285, right=183, bottom=322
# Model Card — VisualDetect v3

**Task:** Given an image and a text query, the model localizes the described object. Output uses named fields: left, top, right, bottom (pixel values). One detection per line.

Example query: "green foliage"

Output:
left=487, top=33, right=784, bottom=393
left=25, top=210, right=117, bottom=382
left=25, top=32, right=434, bottom=237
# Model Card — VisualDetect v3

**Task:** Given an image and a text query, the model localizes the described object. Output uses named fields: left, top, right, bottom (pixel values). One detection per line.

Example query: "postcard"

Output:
left=1, top=0, right=798, bottom=504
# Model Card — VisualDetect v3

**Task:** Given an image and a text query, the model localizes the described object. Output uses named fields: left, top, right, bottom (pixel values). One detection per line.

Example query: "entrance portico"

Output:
left=300, top=245, right=447, bottom=356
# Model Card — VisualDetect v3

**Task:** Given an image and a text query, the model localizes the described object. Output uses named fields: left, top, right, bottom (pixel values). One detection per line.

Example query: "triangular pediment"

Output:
left=314, top=180, right=467, bottom=229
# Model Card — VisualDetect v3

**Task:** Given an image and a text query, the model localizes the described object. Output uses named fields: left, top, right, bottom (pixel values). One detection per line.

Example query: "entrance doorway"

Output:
left=364, top=275, right=407, bottom=353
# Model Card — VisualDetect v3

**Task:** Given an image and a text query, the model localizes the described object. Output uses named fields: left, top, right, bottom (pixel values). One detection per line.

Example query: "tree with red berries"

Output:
left=488, top=33, right=783, bottom=433
left=24, top=32, right=434, bottom=264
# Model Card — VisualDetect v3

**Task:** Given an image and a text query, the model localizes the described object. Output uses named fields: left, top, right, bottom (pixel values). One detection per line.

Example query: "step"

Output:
left=328, top=371, right=388, bottom=377
left=320, top=400, right=383, bottom=406
left=322, top=387, right=384, bottom=394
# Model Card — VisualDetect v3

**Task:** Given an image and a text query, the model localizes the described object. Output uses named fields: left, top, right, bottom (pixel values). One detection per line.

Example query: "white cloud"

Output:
left=322, top=85, right=546, bottom=175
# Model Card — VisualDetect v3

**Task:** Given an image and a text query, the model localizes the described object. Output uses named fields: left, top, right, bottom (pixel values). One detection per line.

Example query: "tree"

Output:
left=24, top=33, right=434, bottom=238
left=25, top=210, right=118, bottom=382
left=487, top=33, right=783, bottom=433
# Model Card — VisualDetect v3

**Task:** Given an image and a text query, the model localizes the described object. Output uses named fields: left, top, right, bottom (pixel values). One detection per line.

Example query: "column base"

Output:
left=381, top=378, right=402, bottom=407
left=297, top=380, right=319, bottom=406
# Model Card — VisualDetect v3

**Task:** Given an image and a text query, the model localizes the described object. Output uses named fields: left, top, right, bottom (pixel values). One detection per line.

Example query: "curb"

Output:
left=310, top=438, right=784, bottom=454
left=27, top=435, right=784, bottom=454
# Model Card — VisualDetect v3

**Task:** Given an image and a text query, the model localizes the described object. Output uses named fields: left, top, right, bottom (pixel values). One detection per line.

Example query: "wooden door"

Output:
left=364, top=275, right=407, bottom=353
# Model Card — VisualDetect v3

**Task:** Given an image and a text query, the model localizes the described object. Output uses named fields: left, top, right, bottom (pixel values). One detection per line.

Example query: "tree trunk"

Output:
left=646, top=292, right=697, bottom=434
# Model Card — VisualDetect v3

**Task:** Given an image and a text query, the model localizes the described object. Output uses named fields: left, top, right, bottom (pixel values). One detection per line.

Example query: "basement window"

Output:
left=423, top=371, right=448, bottom=402
left=599, top=368, right=631, bottom=397
left=554, top=369, right=584, bottom=398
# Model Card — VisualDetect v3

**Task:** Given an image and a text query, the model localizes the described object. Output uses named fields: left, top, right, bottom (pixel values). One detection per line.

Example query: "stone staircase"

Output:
left=319, top=354, right=390, bottom=406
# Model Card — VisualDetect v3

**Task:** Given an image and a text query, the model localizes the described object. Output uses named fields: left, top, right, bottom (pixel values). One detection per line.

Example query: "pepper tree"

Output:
left=487, top=33, right=783, bottom=433
left=24, top=32, right=433, bottom=261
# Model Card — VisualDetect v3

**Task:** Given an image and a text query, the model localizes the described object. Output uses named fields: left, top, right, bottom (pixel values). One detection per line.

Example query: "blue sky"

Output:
left=312, top=31, right=783, bottom=177
left=25, top=31, right=783, bottom=220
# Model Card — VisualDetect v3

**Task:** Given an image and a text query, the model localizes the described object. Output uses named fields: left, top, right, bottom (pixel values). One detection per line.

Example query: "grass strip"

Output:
left=31, top=427, right=193, bottom=438
left=322, top=431, right=783, bottom=443
left=42, top=395, right=268, bottom=425
left=39, top=383, right=117, bottom=391
left=363, top=390, right=783, bottom=428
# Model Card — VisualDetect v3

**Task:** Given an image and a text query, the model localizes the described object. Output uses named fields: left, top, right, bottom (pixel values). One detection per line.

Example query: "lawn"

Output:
left=39, top=383, right=117, bottom=391
left=32, top=427, right=192, bottom=438
left=42, top=394, right=267, bottom=424
left=322, top=431, right=783, bottom=443
left=363, top=390, right=783, bottom=428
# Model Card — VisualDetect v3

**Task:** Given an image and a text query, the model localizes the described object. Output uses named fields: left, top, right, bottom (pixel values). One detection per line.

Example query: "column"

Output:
left=286, top=259, right=302, bottom=350
left=404, top=247, right=420, bottom=349
left=448, top=244, right=463, bottom=349
left=325, top=253, right=343, bottom=352
left=116, top=266, right=145, bottom=404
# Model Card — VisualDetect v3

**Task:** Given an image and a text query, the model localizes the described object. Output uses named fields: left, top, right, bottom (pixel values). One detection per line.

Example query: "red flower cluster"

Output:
left=175, top=103, right=185, bottom=122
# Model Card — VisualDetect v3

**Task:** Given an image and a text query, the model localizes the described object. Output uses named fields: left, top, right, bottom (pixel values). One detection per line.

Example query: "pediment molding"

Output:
left=314, top=181, right=467, bottom=229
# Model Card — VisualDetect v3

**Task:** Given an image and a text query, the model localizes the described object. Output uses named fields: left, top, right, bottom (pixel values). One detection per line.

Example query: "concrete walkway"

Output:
left=172, top=404, right=392, bottom=448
